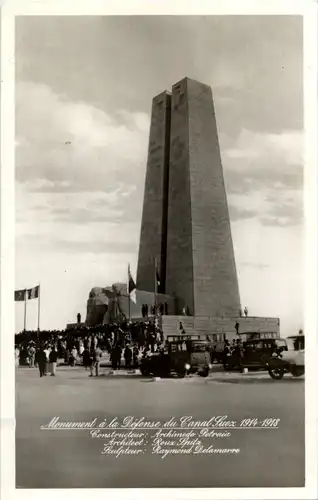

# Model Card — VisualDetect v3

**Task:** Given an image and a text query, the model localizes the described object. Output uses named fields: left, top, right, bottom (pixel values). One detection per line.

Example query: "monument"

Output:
left=86, top=77, right=280, bottom=340
left=137, top=91, right=171, bottom=294
left=137, top=77, right=240, bottom=316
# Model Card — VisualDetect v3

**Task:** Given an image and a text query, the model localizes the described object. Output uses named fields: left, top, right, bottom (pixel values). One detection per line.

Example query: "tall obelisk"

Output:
left=136, top=91, right=171, bottom=293
left=165, top=78, right=241, bottom=317
left=137, top=77, right=241, bottom=318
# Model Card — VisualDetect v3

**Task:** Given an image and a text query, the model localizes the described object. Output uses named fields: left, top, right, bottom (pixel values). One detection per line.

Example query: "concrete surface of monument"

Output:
left=136, top=91, right=171, bottom=293
left=165, top=78, right=241, bottom=317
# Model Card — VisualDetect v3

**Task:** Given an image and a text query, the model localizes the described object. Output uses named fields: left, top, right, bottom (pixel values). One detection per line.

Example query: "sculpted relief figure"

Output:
left=86, top=283, right=128, bottom=326
left=86, top=287, right=109, bottom=326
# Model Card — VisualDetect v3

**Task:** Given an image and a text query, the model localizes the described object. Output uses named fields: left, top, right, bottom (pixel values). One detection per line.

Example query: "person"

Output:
left=82, top=347, right=91, bottom=370
left=70, top=346, right=77, bottom=366
left=124, top=345, right=132, bottom=369
left=244, top=306, right=248, bottom=317
left=43, top=344, right=51, bottom=375
left=89, top=344, right=102, bottom=377
left=223, top=340, right=231, bottom=367
left=64, top=348, right=70, bottom=365
left=149, top=331, right=156, bottom=353
left=49, top=346, right=58, bottom=376
left=145, top=304, right=148, bottom=317
left=60, top=340, right=67, bottom=359
left=164, top=301, right=168, bottom=315
left=159, top=303, right=164, bottom=315
left=111, top=344, right=122, bottom=371
left=143, top=346, right=152, bottom=360
left=235, top=321, right=240, bottom=335
left=35, top=347, right=47, bottom=378
left=117, top=343, right=123, bottom=369
left=179, top=322, right=186, bottom=334
left=233, top=340, right=243, bottom=370
left=132, top=345, right=139, bottom=368
left=28, top=343, right=36, bottom=368
left=79, top=340, right=84, bottom=356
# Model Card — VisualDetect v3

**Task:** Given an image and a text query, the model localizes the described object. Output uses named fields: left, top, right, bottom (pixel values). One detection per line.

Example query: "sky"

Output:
left=15, top=15, right=303, bottom=335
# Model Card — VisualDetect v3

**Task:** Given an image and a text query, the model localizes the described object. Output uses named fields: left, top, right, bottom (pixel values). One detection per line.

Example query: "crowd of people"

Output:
left=222, top=339, right=244, bottom=367
left=15, top=319, right=166, bottom=378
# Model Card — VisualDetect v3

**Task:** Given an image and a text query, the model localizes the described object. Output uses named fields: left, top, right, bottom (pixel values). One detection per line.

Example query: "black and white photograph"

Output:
left=1, top=3, right=317, bottom=497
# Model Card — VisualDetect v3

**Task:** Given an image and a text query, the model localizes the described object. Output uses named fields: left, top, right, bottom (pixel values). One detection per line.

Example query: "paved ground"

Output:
left=16, top=365, right=304, bottom=488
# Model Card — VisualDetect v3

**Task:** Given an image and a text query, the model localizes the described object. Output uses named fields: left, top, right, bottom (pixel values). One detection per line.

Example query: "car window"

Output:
left=246, top=342, right=262, bottom=350
left=276, top=340, right=287, bottom=349
left=192, top=343, right=208, bottom=352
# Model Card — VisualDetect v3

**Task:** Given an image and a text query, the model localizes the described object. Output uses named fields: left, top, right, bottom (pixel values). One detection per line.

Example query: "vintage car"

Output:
left=210, top=341, right=225, bottom=364
left=267, top=334, right=305, bottom=380
left=224, top=338, right=287, bottom=371
left=139, top=339, right=212, bottom=378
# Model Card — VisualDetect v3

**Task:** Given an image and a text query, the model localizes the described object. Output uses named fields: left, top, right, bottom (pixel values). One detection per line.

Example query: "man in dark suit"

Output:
left=35, top=346, right=47, bottom=378
left=49, top=346, right=58, bottom=376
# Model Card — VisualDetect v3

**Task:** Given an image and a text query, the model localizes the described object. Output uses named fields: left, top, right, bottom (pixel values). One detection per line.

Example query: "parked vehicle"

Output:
left=224, top=338, right=287, bottom=371
left=140, top=339, right=212, bottom=378
left=267, top=335, right=305, bottom=380
left=210, top=341, right=225, bottom=363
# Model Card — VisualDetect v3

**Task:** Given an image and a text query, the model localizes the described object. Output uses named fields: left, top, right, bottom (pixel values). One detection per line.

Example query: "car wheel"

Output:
left=290, top=366, right=304, bottom=377
left=199, top=367, right=209, bottom=377
left=268, top=367, right=284, bottom=380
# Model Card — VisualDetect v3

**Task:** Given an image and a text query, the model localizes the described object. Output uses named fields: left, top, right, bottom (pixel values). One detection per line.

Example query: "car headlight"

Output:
left=185, top=363, right=191, bottom=370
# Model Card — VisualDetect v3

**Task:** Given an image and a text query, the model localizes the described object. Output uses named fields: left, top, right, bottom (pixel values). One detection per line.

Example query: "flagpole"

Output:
left=23, top=288, right=27, bottom=332
left=37, top=284, right=41, bottom=333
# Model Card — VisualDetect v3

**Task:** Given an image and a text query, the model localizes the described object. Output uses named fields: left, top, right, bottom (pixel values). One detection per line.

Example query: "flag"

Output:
left=15, top=289, right=26, bottom=302
left=156, top=269, right=160, bottom=288
left=128, top=265, right=136, bottom=304
left=155, top=259, right=160, bottom=292
left=27, top=285, right=39, bottom=300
